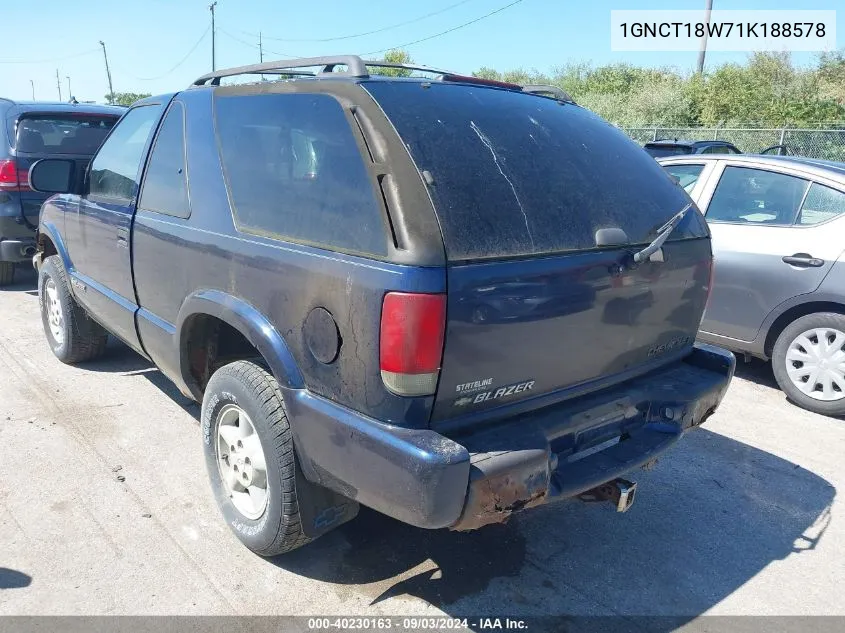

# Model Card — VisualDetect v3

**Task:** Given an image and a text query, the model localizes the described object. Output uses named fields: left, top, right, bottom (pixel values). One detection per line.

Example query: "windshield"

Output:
left=366, top=81, right=707, bottom=260
left=644, top=144, right=694, bottom=158
left=15, top=114, right=118, bottom=155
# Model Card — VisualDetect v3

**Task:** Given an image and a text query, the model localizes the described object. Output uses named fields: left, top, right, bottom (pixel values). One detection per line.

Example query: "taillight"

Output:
left=379, top=292, right=446, bottom=397
left=0, top=159, right=30, bottom=191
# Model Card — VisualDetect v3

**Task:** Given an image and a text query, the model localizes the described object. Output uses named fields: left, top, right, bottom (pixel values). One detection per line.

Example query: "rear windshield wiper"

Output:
left=633, top=203, right=693, bottom=264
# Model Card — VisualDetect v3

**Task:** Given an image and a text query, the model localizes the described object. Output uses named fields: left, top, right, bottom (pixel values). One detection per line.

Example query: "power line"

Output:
left=245, top=0, right=477, bottom=43
left=218, top=29, right=300, bottom=59
left=125, top=25, right=212, bottom=81
left=0, top=48, right=99, bottom=64
left=361, top=0, right=526, bottom=56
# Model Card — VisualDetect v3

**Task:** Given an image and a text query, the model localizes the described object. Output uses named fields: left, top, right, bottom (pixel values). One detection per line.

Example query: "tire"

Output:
left=201, top=360, right=312, bottom=556
left=38, top=255, right=108, bottom=364
left=0, top=262, right=14, bottom=287
left=772, top=312, right=845, bottom=416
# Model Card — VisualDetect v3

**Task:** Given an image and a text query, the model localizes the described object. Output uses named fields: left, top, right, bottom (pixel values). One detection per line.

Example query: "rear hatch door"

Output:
left=12, top=112, right=118, bottom=224
left=365, top=81, right=711, bottom=428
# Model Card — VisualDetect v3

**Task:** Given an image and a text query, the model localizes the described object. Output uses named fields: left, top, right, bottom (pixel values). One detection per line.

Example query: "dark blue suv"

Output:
left=0, top=98, right=122, bottom=285
left=28, top=56, right=734, bottom=556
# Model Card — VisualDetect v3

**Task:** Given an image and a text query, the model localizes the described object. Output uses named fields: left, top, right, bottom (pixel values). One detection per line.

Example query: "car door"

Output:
left=69, top=103, right=164, bottom=353
left=695, top=161, right=845, bottom=342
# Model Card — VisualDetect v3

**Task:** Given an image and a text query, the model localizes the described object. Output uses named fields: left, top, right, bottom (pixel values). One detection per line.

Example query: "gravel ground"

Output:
left=1, top=266, right=842, bottom=619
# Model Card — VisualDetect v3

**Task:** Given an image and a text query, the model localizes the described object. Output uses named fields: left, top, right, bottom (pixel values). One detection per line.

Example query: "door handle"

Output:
left=116, top=227, right=129, bottom=247
left=782, top=254, right=824, bottom=267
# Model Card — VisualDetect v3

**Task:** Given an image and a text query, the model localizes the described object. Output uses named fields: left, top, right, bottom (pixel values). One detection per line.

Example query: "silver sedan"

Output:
left=659, top=154, right=845, bottom=416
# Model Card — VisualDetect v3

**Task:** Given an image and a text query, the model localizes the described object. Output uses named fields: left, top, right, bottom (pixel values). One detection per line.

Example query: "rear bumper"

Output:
left=286, top=343, right=735, bottom=530
left=0, top=211, right=37, bottom=262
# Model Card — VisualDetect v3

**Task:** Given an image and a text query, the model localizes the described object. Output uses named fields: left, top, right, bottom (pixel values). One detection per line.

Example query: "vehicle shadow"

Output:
left=0, top=265, right=37, bottom=293
left=0, top=568, right=32, bottom=590
left=79, top=341, right=199, bottom=421
left=733, top=357, right=780, bottom=391
left=274, top=428, right=835, bottom=619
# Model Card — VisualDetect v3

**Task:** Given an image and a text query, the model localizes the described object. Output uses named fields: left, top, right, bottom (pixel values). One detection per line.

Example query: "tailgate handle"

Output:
left=782, top=254, right=824, bottom=267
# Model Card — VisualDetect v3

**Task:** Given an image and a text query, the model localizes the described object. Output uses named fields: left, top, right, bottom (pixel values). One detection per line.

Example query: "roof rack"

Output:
left=191, top=55, right=456, bottom=87
left=521, top=85, right=575, bottom=103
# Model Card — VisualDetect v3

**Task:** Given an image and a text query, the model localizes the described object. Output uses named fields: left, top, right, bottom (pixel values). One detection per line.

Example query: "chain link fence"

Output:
left=622, top=127, right=845, bottom=162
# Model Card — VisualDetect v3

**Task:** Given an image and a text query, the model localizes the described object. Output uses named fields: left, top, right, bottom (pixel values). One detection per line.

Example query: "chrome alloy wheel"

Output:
left=215, top=404, right=269, bottom=519
left=44, top=278, right=65, bottom=345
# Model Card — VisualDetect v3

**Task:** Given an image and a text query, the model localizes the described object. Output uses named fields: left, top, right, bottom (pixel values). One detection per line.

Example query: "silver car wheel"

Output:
left=785, top=327, right=845, bottom=401
left=215, top=404, right=269, bottom=520
left=44, top=278, right=65, bottom=346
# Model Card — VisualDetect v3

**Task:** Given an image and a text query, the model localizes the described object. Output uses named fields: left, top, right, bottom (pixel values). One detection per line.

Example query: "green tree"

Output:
left=106, top=92, right=152, bottom=106
left=372, top=49, right=414, bottom=77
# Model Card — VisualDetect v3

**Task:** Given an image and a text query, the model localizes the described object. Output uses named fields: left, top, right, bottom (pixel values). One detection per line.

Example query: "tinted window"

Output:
left=89, top=105, right=162, bottom=201
left=706, top=166, right=809, bottom=225
left=663, top=164, right=704, bottom=194
left=644, top=144, right=693, bottom=158
left=15, top=114, right=117, bottom=155
left=798, top=183, right=845, bottom=226
left=366, top=82, right=706, bottom=260
left=214, top=92, right=385, bottom=256
left=701, top=145, right=737, bottom=155
left=139, top=102, right=189, bottom=218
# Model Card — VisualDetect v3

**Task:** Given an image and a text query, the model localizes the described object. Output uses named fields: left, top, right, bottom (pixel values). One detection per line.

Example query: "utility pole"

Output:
left=55, top=69, right=62, bottom=101
left=29, top=80, right=34, bottom=100
left=696, top=0, right=713, bottom=74
left=259, top=31, right=264, bottom=63
left=99, top=40, right=114, bottom=104
left=66, top=76, right=72, bottom=101
left=209, top=2, right=218, bottom=71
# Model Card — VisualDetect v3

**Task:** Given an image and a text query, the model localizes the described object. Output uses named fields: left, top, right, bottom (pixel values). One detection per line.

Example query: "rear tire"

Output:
left=772, top=312, right=845, bottom=417
left=202, top=360, right=313, bottom=556
left=0, top=262, right=14, bottom=287
left=38, top=255, right=108, bottom=364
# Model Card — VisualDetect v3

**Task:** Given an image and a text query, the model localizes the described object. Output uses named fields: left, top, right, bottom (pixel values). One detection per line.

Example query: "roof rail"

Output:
left=362, top=61, right=455, bottom=76
left=522, top=85, right=575, bottom=103
left=192, top=55, right=370, bottom=86
left=192, top=56, right=462, bottom=87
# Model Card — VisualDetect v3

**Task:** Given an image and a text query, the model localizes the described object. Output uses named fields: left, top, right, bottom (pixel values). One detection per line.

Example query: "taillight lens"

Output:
left=0, top=159, right=30, bottom=191
left=379, top=292, right=446, bottom=396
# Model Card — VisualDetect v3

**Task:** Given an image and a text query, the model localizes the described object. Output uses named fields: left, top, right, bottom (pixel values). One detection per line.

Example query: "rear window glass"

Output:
left=366, top=82, right=706, bottom=260
left=214, top=92, right=386, bottom=256
left=15, top=114, right=117, bottom=155
left=644, top=144, right=694, bottom=158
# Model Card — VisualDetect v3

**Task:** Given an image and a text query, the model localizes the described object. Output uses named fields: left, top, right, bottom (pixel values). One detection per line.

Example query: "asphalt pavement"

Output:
left=1, top=267, right=843, bottom=618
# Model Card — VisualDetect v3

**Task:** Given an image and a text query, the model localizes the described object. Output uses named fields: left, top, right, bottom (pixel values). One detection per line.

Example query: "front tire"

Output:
left=38, top=255, right=108, bottom=364
left=772, top=312, right=845, bottom=416
left=202, top=360, right=312, bottom=556
left=0, top=262, right=14, bottom=287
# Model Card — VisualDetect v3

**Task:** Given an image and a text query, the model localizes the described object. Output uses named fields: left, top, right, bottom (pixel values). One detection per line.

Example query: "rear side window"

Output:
left=214, top=92, right=386, bottom=256
left=706, top=166, right=809, bottom=225
left=366, top=82, right=705, bottom=260
left=797, top=183, right=845, bottom=226
left=139, top=102, right=190, bottom=218
left=15, top=114, right=117, bottom=154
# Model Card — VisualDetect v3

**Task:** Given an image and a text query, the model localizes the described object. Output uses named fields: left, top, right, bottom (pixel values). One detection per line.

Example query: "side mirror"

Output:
left=28, top=159, right=78, bottom=194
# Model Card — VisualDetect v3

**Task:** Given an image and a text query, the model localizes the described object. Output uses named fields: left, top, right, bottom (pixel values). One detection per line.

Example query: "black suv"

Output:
left=0, top=99, right=122, bottom=285
left=29, top=56, right=734, bottom=556
left=643, top=139, right=742, bottom=158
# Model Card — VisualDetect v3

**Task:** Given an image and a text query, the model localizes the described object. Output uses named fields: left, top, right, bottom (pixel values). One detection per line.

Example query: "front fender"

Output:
left=37, top=218, right=72, bottom=273
left=176, top=290, right=304, bottom=396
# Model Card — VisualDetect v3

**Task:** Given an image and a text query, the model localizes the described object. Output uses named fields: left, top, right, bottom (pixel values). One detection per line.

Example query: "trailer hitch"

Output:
left=577, top=478, right=637, bottom=513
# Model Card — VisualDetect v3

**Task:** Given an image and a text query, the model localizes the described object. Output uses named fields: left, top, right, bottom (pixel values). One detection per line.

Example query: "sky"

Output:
left=1, top=0, right=842, bottom=103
